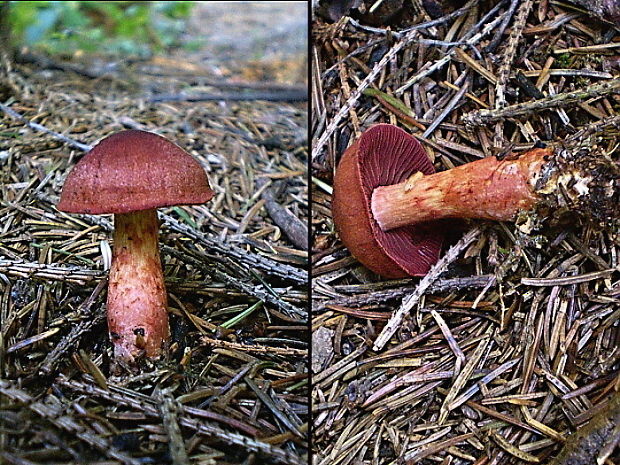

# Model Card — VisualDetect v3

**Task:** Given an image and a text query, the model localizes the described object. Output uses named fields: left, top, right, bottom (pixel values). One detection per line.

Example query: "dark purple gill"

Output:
left=358, top=124, right=443, bottom=276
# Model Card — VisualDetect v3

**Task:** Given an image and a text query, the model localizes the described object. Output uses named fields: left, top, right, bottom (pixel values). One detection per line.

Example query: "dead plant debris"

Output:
left=312, top=1, right=619, bottom=464
left=0, top=7, right=308, bottom=463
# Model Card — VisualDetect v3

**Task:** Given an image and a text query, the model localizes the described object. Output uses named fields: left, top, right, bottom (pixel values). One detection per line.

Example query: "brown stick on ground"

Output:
left=546, top=390, right=620, bottom=465
left=462, top=79, right=620, bottom=126
left=147, top=91, right=308, bottom=103
left=259, top=179, right=309, bottom=250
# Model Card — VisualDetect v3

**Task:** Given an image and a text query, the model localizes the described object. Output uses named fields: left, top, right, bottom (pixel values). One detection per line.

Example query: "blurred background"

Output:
left=2, top=1, right=307, bottom=85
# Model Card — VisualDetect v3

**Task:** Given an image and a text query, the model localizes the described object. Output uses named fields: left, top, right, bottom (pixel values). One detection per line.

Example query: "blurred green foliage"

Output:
left=6, top=1, right=195, bottom=56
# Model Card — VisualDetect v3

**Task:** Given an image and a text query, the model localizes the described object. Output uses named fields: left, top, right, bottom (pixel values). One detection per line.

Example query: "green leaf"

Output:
left=7, top=1, right=195, bottom=56
left=172, top=206, right=198, bottom=229
left=220, top=301, right=264, bottom=329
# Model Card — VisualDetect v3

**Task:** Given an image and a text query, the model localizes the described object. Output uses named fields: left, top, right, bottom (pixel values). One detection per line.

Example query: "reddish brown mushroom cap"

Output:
left=332, top=124, right=444, bottom=278
left=58, top=130, right=214, bottom=214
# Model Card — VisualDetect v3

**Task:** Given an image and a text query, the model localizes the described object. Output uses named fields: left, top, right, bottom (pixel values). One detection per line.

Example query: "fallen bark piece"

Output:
left=259, top=180, right=309, bottom=250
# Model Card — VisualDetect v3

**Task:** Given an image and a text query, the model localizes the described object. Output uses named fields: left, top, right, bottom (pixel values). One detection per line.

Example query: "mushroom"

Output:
left=332, top=124, right=443, bottom=279
left=332, top=124, right=618, bottom=278
left=58, top=130, right=214, bottom=362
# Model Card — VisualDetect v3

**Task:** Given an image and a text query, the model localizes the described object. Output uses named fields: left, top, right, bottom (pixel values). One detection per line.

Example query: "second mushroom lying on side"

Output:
left=58, top=130, right=214, bottom=363
left=332, top=124, right=619, bottom=278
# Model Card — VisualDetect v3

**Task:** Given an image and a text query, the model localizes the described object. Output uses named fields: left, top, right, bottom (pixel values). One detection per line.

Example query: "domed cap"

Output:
left=332, top=124, right=444, bottom=278
left=58, top=130, right=214, bottom=214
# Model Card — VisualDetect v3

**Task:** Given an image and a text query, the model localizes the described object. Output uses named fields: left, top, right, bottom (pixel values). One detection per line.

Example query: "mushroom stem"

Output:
left=107, top=209, right=169, bottom=361
left=371, top=147, right=618, bottom=231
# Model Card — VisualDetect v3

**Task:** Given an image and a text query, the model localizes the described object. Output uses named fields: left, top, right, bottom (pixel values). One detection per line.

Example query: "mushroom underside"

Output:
left=333, top=124, right=444, bottom=277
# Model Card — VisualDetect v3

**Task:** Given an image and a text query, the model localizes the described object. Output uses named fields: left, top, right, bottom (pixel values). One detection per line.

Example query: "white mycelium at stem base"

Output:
left=107, top=209, right=169, bottom=361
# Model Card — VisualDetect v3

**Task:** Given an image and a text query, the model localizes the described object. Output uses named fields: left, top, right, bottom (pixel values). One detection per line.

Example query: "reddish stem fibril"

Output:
left=107, top=210, right=168, bottom=361
left=371, top=146, right=618, bottom=231
left=372, top=148, right=544, bottom=230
